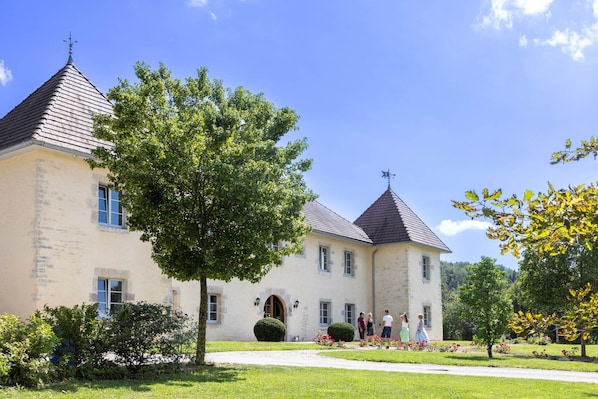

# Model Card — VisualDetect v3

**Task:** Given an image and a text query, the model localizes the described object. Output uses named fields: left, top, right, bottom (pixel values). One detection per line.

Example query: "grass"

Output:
left=0, top=365, right=595, bottom=399
left=0, top=341, right=596, bottom=398
left=322, top=341, right=598, bottom=372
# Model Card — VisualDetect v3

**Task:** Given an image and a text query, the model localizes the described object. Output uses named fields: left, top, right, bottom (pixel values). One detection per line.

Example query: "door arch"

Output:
left=263, top=295, right=285, bottom=324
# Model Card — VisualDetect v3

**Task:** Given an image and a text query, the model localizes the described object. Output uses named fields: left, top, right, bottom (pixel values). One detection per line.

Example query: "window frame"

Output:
left=97, top=278, right=124, bottom=317
left=319, top=301, right=331, bottom=325
left=319, top=245, right=330, bottom=272
left=344, top=303, right=355, bottom=325
left=422, top=256, right=431, bottom=280
left=207, top=294, right=219, bottom=324
left=423, top=306, right=431, bottom=328
left=343, top=250, right=354, bottom=276
left=98, top=185, right=124, bottom=228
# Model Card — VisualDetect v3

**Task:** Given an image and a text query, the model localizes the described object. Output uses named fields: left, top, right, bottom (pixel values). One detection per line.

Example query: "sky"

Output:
left=2, top=0, right=598, bottom=270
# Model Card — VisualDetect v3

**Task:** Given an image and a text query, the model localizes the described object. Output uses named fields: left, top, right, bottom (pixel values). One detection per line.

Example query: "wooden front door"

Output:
left=263, top=295, right=285, bottom=323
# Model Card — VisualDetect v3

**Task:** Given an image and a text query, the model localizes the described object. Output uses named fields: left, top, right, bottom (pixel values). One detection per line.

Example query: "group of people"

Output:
left=357, top=310, right=429, bottom=349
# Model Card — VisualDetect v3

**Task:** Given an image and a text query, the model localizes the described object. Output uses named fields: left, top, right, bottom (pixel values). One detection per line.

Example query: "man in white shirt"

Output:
left=381, top=309, right=393, bottom=349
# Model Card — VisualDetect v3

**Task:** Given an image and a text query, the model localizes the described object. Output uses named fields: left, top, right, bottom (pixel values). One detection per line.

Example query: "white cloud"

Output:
left=537, top=25, right=598, bottom=60
left=436, top=219, right=492, bottom=237
left=0, top=60, right=13, bottom=87
left=188, top=0, right=208, bottom=7
left=477, top=0, right=598, bottom=61
left=210, top=12, right=217, bottom=21
left=478, top=0, right=553, bottom=29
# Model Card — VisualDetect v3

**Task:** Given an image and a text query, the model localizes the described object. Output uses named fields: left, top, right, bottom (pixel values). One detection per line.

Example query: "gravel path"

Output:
left=205, top=350, right=598, bottom=384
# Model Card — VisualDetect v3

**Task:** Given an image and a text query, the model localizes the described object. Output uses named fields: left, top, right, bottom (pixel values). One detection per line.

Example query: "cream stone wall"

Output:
left=0, top=146, right=446, bottom=343
left=0, top=150, right=39, bottom=318
left=201, top=232, right=375, bottom=341
left=370, top=243, right=443, bottom=341
left=0, top=147, right=176, bottom=318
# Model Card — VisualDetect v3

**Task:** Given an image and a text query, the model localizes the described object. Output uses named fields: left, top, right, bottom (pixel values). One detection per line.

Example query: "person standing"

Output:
left=381, top=309, right=393, bottom=349
left=357, top=312, right=367, bottom=347
left=398, top=313, right=409, bottom=349
left=415, top=313, right=430, bottom=347
left=366, top=312, right=375, bottom=346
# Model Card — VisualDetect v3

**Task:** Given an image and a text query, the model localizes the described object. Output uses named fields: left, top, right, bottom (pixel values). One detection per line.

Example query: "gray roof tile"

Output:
left=354, top=189, right=451, bottom=252
left=0, top=61, right=112, bottom=155
left=304, top=201, right=372, bottom=244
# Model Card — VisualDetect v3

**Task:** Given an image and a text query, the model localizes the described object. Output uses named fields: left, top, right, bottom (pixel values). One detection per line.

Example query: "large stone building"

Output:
left=0, top=60, right=450, bottom=342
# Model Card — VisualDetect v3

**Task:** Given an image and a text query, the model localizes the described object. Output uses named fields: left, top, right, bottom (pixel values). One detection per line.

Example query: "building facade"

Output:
left=0, top=60, right=450, bottom=342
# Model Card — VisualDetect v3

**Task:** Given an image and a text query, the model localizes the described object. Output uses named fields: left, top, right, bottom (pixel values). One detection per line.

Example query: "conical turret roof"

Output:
left=354, top=188, right=450, bottom=252
left=0, top=61, right=112, bottom=156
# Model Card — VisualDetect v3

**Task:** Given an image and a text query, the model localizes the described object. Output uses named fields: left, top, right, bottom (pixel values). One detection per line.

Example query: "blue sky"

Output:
left=2, top=0, right=598, bottom=270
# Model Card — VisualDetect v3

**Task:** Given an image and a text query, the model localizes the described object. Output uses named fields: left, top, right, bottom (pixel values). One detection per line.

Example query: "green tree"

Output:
left=458, top=257, right=513, bottom=358
left=89, top=62, right=315, bottom=365
left=517, top=246, right=598, bottom=315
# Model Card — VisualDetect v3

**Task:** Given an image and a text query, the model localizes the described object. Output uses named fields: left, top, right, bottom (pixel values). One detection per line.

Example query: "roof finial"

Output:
left=64, top=33, right=78, bottom=62
left=382, top=169, right=396, bottom=189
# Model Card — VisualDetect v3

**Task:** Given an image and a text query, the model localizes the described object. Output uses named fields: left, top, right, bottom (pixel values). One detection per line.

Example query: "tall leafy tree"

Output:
left=459, top=257, right=513, bottom=358
left=518, top=246, right=598, bottom=315
left=89, top=62, right=316, bottom=364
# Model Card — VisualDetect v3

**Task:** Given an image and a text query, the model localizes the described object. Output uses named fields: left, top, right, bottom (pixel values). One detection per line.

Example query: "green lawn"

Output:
left=0, top=341, right=595, bottom=398
left=322, top=342, right=598, bottom=372
left=0, top=365, right=595, bottom=399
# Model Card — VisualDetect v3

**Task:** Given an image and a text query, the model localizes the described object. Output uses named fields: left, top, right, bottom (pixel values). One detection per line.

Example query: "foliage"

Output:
left=441, top=261, right=518, bottom=340
left=509, top=284, right=598, bottom=357
left=104, top=302, right=196, bottom=374
left=453, top=137, right=598, bottom=259
left=0, top=314, right=59, bottom=387
left=517, top=246, right=598, bottom=315
left=253, top=317, right=286, bottom=342
left=327, top=322, right=355, bottom=343
left=458, top=257, right=513, bottom=358
left=89, top=62, right=315, bottom=364
left=40, top=303, right=105, bottom=380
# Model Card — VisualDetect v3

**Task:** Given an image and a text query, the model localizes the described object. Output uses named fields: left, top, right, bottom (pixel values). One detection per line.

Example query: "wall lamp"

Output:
left=254, top=297, right=260, bottom=306
left=293, top=300, right=300, bottom=309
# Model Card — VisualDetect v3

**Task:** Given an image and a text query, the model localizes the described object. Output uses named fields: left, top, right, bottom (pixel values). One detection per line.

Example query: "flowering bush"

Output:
left=313, top=331, right=335, bottom=346
left=429, top=342, right=461, bottom=353
left=561, top=347, right=579, bottom=358
left=493, top=342, right=511, bottom=354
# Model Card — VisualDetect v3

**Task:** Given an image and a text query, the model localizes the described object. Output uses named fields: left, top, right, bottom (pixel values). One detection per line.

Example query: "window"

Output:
left=98, top=185, right=123, bottom=227
left=207, top=294, right=219, bottom=323
left=423, top=306, right=431, bottom=328
left=319, top=246, right=330, bottom=272
left=97, top=278, right=124, bottom=317
left=319, top=301, right=331, bottom=325
left=344, top=251, right=354, bottom=276
left=422, top=256, right=431, bottom=280
left=344, top=303, right=355, bottom=325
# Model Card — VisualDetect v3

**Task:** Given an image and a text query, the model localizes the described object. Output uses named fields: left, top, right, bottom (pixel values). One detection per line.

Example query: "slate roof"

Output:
left=354, top=188, right=451, bottom=253
left=0, top=60, right=112, bottom=156
left=304, top=201, right=372, bottom=244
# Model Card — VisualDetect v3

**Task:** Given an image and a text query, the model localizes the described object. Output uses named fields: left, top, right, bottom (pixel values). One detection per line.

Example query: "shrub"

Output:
left=41, top=303, right=105, bottom=380
left=104, top=302, right=195, bottom=374
left=0, top=314, right=59, bottom=387
left=327, top=322, right=355, bottom=342
left=254, top=317, right=286, bottom=342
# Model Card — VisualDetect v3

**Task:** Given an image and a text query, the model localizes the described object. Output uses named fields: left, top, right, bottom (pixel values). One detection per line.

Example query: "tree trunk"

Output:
left=581, top=334, right=587, bottom=358
left=487, top=344, right=493, bottom=358
left=195, top=274, right=208, bottom=365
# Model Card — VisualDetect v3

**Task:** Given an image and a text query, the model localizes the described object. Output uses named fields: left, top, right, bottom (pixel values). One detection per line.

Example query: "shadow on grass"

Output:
left=38, top=364, right=244, bottom=395
left=445, top=354, right=506, bottom=363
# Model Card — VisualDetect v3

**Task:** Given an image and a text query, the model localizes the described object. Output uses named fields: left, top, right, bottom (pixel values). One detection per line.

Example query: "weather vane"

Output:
left=64, top=33, right=77, bottom=62
left=381, top=169, right=396, bottom=189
